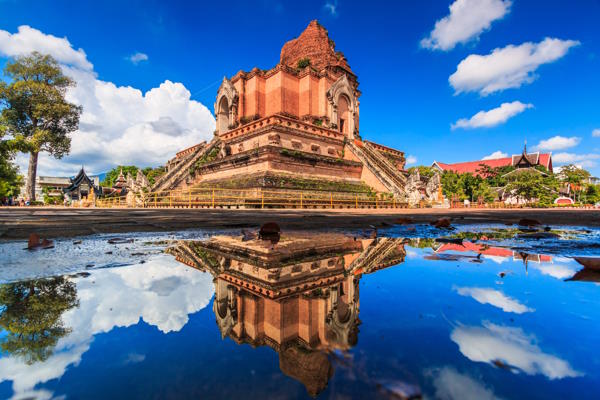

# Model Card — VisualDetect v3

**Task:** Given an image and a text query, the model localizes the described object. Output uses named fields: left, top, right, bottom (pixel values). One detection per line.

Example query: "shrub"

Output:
left=297, top=57, right=311, bottom=69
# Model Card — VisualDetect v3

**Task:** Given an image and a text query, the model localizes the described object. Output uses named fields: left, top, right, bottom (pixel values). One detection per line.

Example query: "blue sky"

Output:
left=1, top=0, right=599, bottom=176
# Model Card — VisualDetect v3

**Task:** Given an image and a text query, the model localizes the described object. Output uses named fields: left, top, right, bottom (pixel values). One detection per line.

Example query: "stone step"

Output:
left=347, top=142, right=406, bottom=198
left=362, top=142, right=406, bottom=186
left=152, top=138, right=220, bottom=193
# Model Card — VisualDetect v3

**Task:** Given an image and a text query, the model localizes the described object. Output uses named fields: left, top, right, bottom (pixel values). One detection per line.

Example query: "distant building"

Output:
left=554, top=196, right=575, bottom=205
left=432, top=145, right=553, bottom=176
left=100, top=168, right=128, bottom=197
left=432, top=145, right=555, bottom=205
left=63, top=168, right=102, bottom=201
left=20, top=172, right=100, bottom=201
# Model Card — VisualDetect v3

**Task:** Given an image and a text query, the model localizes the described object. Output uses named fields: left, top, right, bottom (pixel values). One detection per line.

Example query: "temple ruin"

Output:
left=153, top=21, right=437, bottom=205
left=167, top=232, right=406, bottom=396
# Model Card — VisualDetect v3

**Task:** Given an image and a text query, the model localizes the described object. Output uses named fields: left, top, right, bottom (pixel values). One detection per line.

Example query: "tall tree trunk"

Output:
left=27, top=151, right=39, bottom=202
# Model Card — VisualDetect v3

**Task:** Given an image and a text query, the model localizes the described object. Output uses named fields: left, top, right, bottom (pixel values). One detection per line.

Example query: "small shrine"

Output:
left=63, top=168, right=101, bottom=202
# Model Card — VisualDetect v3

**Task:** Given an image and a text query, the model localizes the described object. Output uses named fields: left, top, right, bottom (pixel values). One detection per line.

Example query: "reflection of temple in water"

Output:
left=168, top=233, right=406, bottom=396
left=434, top=241, right=552, bottom=266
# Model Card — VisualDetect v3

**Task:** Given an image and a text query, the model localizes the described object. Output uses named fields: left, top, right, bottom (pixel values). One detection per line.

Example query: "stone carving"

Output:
left=126, top=169, right=151, bottom=207
left=327, top=74, right=357, bottom=138
left=136, top=170, right=149, bottom=187
left=215, top=77, right=239, bottom=134
left=405, top=169, right=442, bottom=206
left=268, top=133, right=281, bottom=146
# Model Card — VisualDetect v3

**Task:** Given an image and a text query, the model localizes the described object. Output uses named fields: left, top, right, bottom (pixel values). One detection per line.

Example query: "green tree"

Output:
left=440, top=171, right=466, bottom=200
left=504, top=171, right=558, bottom=205
left=472, top=179, right=497, bottom=203
left=460, top=173, right=480, bottom=201
left=0, top=145, right=23, bottom=199
left=407, top=165, right=435, bottom=179
left=42, top=186, right=62, bottom=205
left=0, top=52, right=81, bottom=201
left=559, top=164, right=590, bottom=185
left=476, top=164, right=514, bottom=187
left=0, top=105, right=23, bottom=199
left=583, top=184, right=600, bottom=204
left=0, top=276, right=79, bottom=364
left=142, top=166, right=165, bottom=186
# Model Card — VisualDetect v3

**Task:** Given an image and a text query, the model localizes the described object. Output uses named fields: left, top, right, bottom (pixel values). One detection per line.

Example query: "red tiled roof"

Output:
left=437, top=242, right=514, bottom=257
left=437, top=242, right=553, bottom=262
left=434, top=153, right=552, bottom=176
left=538, top=153, right=552, bottom=171
left=434, top=158, right=513, bottom=176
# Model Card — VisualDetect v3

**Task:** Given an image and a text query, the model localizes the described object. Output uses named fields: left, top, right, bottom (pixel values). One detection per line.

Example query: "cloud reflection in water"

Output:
left=0, top=255, right=214, bottom=398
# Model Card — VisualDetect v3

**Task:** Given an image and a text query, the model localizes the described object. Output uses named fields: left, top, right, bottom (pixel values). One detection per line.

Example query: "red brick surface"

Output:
left=280, top=20, right=352, bottom=73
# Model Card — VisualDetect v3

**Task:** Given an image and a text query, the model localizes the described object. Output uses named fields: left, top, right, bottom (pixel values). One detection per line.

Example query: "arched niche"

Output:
left=325, top=276, right=359, bottom=349
left=327, top=74, right=357, bottom=139
left=213, top=279, right=238, bottom=338
left=337, top=94, right=351, bottom=136
left=214, top=77, right=239, bottom=135
left=217, top=96, right=230, bottom=134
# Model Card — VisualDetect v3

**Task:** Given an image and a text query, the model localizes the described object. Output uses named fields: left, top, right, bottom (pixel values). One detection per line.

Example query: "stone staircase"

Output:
left=166, top=241, right=220, bottom=275
left=152, top=138, right=221, bottom=193
left=347, top=140, right=407, bottom=199
left=348, top=238, right=401, bottom=274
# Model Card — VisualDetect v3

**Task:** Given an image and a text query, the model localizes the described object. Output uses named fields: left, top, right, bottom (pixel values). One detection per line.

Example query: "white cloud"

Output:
left=532, top=263, right=577, bottom=280
left=452, top=101, right=532, bottom=130
left=533, top=135, right=580, bottom=151
left=0, top=26, right=215, bottom=176
left=0, top=256, right=214, bottom=398
left=324, top=0, right=337, bottom=16
left=553, top=152, right=600, bottom=168
left=449, top=38, right=580, bottom=95
left=406, top=155, right=418, bottom=165
left=592, top=129, right=600, bottom=137
left=432, top=367, right=503, bottom=400
left=482, top=150, right=508, bottom=160
left=128, top=52, right=148, bottom=64
left=0, top=25, right=92, bottom=70
left=482, top=255, right=509, bottom=264
left=451, top=321, right=581, bottom=379
left=455, top=286, right=534, bottom=314
left=421, top=0, right=512, bottom=51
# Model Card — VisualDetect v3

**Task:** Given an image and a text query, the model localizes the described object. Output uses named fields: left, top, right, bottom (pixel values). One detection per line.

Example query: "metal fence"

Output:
left=95, top=187, right=409, bottom=209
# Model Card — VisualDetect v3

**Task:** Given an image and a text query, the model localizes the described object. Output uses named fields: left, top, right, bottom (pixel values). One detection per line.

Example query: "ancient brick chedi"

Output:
left=154, top=21, right=436, bottom=204
left=167, top=232, right=407, bottom=396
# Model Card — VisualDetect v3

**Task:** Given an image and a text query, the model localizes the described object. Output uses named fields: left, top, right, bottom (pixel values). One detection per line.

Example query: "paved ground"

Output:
left=1, top=207, right=599, bottom=240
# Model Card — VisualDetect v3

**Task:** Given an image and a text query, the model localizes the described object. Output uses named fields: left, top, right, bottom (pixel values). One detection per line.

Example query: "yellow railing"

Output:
left=95, top=195, right=128, bottom=208
left=95, top=187, right=409, bottom=209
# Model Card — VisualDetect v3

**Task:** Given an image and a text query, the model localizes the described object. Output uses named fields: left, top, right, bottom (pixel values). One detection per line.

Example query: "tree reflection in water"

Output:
left=0, top=276, right=79, bottom=365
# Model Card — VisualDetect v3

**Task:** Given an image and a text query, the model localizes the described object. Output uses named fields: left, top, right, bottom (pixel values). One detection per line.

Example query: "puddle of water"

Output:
left=0, top=225, right=599, bottom=399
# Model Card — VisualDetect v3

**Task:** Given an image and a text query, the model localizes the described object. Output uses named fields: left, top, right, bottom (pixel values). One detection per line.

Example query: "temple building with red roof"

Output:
left=432, top=145, right=553, bottom=177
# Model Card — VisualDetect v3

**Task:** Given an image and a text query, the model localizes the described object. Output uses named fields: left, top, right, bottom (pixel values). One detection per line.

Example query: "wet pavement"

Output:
left=2, top=207, right=600, bottom=239
left=0, top=223, right=599, bottom=399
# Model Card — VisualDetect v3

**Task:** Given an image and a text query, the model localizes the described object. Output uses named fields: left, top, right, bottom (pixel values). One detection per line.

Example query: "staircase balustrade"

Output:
left=152, top=138, right=220, bottom=193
